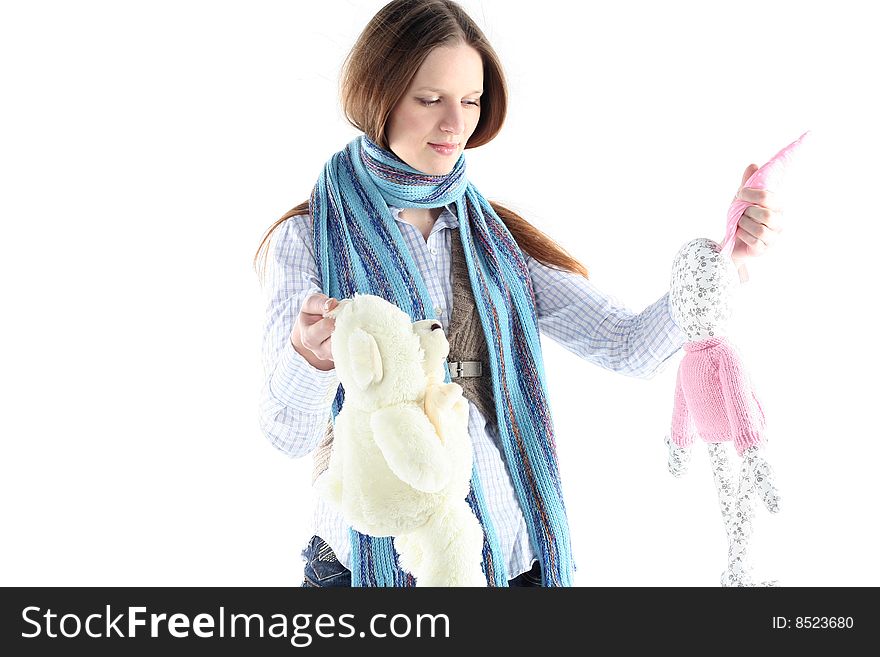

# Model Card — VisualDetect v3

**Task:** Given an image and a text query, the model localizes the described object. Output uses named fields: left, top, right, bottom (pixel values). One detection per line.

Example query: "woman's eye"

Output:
left=418, top=98, right=480, bottom=107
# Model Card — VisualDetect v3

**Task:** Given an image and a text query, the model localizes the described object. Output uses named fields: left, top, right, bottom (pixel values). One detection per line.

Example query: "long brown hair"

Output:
left=253, top=0, right=589, bottom=282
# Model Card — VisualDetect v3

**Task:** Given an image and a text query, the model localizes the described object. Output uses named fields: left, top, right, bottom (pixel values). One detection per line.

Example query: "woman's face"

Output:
left=386, top=42, right=483, bottom=175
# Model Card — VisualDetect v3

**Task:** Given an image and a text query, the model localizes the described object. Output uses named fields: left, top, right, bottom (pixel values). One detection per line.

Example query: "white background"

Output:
left=1, top=0, right=877, bottom=587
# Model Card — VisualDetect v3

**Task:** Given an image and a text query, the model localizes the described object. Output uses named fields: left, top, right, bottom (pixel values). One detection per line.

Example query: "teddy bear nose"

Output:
left=431, top=323, right=442, bottom=330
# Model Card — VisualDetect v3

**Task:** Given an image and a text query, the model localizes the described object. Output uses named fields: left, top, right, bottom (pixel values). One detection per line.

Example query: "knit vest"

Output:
left=311, top=225, right=494, bottom=484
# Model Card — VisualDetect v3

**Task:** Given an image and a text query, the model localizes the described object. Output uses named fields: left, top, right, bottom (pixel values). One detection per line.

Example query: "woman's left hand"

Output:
left=730, top=164, right=785, bottom=277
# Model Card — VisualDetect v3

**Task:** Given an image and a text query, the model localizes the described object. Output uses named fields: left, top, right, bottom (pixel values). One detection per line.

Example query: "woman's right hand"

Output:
left=290, top=293, right=340, bottom=370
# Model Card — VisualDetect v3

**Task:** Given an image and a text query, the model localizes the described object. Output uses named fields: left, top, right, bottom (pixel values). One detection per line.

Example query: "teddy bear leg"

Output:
left=393, top=532, right=425, bottom=579
left=410, top=502, right=486, bottom=587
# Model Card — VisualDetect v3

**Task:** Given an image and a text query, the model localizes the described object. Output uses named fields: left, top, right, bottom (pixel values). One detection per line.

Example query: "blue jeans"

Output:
left=300, top=535, right=543, bottom=587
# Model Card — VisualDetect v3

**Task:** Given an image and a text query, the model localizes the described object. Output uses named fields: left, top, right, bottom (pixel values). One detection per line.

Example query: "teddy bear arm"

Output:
left=370, top=406, right=454, bottom=494
left=424, top=382, right=463, bottom=409
left=424, top=382, right=468, bottom=442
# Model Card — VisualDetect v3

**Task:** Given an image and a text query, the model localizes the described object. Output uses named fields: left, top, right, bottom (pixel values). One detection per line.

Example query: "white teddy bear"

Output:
left=315, top=293, right=487, bottom=587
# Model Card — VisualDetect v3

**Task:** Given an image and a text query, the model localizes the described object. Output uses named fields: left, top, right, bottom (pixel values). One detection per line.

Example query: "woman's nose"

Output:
left=439, top=105, right=465, bottom=135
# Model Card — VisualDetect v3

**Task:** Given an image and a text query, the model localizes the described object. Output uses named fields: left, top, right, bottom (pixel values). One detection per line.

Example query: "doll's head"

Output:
left=669, top=238, right=740, bottom=341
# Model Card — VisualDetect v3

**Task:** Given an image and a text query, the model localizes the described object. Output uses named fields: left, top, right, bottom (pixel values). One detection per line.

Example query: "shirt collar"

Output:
left=389, top=204, right=460, bottom=232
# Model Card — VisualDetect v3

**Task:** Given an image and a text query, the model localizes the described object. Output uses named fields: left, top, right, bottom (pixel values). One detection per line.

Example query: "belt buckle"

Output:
left=449, top=361, right=482, bottom=378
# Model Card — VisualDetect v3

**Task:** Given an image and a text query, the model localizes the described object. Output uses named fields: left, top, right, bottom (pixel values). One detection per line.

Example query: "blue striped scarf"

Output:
left=310, top=134, right=574, bottom=586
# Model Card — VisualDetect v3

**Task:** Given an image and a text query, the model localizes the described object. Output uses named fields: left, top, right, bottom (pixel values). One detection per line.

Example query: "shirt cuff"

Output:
left=269, top=341, right=340, bottom=412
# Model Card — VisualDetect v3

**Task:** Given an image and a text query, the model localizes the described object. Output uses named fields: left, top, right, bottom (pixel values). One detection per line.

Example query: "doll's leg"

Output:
left=718, top=449, right=777, bottom=586
left=706, top=443, right=749, bottom=586
left=724, top=453, right=759, bottom=586
left=706, top=443, right=737, bottom=542
left=730, top=449, right=778, bottom=587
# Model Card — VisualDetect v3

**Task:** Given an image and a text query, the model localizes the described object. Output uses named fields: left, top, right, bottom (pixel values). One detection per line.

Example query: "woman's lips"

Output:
left=429, top=143, right=458, bottom=156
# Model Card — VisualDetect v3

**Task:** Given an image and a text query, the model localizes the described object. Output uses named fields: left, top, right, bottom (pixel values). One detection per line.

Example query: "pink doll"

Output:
left=665, top=132, right=809, bottom=587
left=665, top=237, right=780, bottom=587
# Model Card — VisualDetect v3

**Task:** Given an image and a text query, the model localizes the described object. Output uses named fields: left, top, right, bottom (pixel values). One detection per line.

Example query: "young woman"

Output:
left=253, top=0, right=783, bottom=587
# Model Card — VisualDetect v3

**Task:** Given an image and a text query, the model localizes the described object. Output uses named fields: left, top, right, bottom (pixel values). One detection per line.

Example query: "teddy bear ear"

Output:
left=348, top=327, right=383, bottom=390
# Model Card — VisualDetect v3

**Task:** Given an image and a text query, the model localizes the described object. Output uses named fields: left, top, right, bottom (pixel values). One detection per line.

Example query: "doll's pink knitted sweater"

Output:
left=671, top=336, right=765, bottom=456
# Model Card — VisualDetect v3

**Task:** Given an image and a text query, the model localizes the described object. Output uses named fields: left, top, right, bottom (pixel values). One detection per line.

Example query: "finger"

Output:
left=301, top=316, right=337, bottom=351
left=734, top=227, right=768, bottom=254
left=301, top=292, right=336, bottom=317
left=739, top=212, right=774, bottom=244
left=737, top=187, right=783, bottom=212
left=314, top=334, right=334, bottom=361
left=741, top=163, right=759, bottom=187
left=742, top=204, right=773, bottom=226
left=323, top=298, right=346, bottom=319
left=741, top=206, right=784, bottom=244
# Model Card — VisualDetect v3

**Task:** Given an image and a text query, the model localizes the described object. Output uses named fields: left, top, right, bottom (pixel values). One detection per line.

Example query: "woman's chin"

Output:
left=418, top=161, right=456, bottom=176
left=392, top=147, right=459, bottom=176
